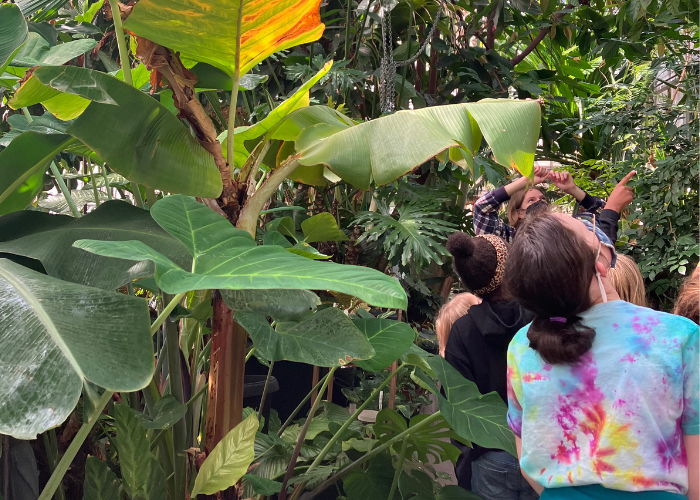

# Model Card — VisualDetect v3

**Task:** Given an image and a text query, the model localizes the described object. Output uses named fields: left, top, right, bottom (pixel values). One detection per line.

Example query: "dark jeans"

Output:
left=471, top=451, right=540, bottom=500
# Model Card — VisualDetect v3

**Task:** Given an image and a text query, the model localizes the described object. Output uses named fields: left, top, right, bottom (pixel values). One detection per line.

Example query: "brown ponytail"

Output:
left=505, top=214, right=597, bottom=365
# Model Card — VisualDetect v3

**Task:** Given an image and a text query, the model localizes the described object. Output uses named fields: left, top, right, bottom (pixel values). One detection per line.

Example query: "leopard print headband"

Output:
left=472, top=234, right=508, bottom=295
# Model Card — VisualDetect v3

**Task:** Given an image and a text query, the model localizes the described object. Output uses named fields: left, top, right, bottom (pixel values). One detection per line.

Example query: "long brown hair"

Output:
left=674, top=266, right=699, bottom=324
left=506, top=214, right=597, bottom=364
left=507, top=187, right=545, bottom=228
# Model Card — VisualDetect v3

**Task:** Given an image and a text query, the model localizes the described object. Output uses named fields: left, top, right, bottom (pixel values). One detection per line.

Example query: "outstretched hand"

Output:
left=605, top=171, right=636, bottom=213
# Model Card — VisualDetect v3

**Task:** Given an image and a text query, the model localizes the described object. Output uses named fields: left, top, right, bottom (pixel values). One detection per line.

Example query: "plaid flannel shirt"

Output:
left=472, top=186, right=608, bottom=244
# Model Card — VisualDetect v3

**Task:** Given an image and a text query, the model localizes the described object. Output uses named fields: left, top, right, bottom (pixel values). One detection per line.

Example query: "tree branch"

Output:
left=509, top=4, right=574, bottom=66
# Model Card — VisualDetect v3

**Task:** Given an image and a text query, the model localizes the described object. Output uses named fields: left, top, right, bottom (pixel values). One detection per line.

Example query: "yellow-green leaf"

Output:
left=9, top=75, right=90, bottom=120
left=124, top=0, right=325, bottom=77
left=191, top=413, right=258, bottom=496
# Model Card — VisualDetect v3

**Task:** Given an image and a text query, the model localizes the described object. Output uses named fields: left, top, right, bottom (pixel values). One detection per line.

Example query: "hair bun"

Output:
left=446, top=232, right=475, bottom=258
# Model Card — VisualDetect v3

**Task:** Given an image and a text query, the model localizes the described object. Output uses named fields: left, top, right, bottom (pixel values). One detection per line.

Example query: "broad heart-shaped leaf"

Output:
left=242, top=474, right=282, bottom=496
left=0, top=259, right=152, bottom=439
left=83, top=457, right=121, bottom=500
left=461, top=99, right=540, bottom=178
left=234, top=307, right=375, bottom=367
left=9, top=75, right=91, bottom=120
left=0, top=132, right=75, bottom=216
left=192, top=413, right=258, bottom=496
left=0, top=4, right=29, bottom=75
left=74, top=195, right=407, bottom=309
left=124, top=0, right=325, bottom=77
left=301, top=213, right=349, bottom=243
left=343, top=453, right=399, bottom=500
left=426, top=355, right=516, bottom=456
left=31, top=66, right=223, bottom=198
left=352, top=319, right=416, bottom=371
left=12, top=33, right=96, bottom=67
left=221, top=289, right=320, bottom=321
left=0, top=201, right=191, bottom=289
left=113, top=404, right=166, bottom=500
left=296, top=100, right=539, bottom=190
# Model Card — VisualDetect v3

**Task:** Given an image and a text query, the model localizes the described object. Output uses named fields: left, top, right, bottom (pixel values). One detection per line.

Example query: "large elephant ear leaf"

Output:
left=124, top=0, right=325, bottom=77
left=0, top=259, right=153, bottom=439
left=30, top=66, right=223, bottom=198
left=352, top=318, right=416, bottom=371
left=0, top=4, right=29, bottom=74
left=464, top=99, right=540, bottom=178
left=426, top=354, right=516, bottom=456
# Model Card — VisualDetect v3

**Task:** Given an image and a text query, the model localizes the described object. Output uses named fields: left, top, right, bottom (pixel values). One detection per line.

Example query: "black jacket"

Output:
left=444, top=300, right=535, bottom=489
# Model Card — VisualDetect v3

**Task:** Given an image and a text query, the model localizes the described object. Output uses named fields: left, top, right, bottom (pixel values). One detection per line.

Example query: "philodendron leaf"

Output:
left=0, top=4, right=29, bottom=74
left=343, top=453, right=399, bottom=500
left=295, top=100, right=539, bottom=189
left=125, top=0, right=325, bottom=77
left=74, top=195, right=407, bottom=309
left=30, top=66, right=223, bottom=198
left=192, top=413, right=258, bottom=496
left=113, top=404, right=166, bottom=500
left=0, top=201, right=191, bottom=289
left=12, top=32, right=96, bottom=67
left=426, top=355, right=516, bottom=456
left=243, top=474, right=283, bottom=496
left=135, top=395, right=187, bottom=430
left=221, top=289, right=320, bottom=321
left=234, top=307, right=375, bottom=367
left=301, top=213, right=349, bottom=243
left=83, top=457, right=121, bottom=500
left=0, top=260, right=152, bottom=439
left=352, top=318, right=416, bottom=371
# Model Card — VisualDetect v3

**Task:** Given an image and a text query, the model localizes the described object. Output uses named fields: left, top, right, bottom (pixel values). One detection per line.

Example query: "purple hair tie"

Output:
left=549, top=317, right=567, bottom=323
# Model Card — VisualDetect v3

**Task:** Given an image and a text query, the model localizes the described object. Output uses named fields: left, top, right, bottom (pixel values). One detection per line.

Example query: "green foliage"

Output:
left=83, top=457, right=121, bottom=500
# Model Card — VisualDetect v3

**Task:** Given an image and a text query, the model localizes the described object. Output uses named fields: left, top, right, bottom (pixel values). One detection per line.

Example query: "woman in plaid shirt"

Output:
left=473, top=166, right=633, bottom=244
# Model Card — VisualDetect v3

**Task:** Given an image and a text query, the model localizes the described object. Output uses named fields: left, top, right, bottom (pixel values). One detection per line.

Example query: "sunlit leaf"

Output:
left=12, top=33, right=96, bottom=67
left=0, top=4, right=29, bottom=74
left=192, top=413, right=258, bottom=496
left=301, top=212, right=349, bottom=243
left=352, top=318, right=415, bottom=371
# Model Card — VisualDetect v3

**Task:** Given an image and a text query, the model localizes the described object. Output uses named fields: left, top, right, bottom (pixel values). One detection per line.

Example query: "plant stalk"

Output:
left=50, top=162, right=82, bottom=218
left=309, top=412, right=443, bottom=499
left=237, top=157, right=300, bottom=236
left=42, top=430, right=66, bottom=500
left=387, top=436, right=408, bottom=500
left=278, top=366, right=337, bottom=500
left=130, top=182, right=145, bottom=209
left=89, top=160, right=101, bottom=208
left=108, top=0, right=132, bottom=86
left=397, top=0, right=414, bottom=110
left=258, top=361, right=275, bottom=422
left=37, top=391, right=113, bottom=500
left=164, top=301, right=187, bottom=500
left=306, top=364, right=407, bottom=471
left=150, top=292, right=187, bottom=336
left=277, top=371, right=331, bottom=436
left=101, top=165, right=113, bottom=200
left=245, top=346, right=256, bottom=362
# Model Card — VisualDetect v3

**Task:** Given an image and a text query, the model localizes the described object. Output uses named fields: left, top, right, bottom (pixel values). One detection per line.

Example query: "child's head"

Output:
left=506, top=213, right=615, bottom=364
left=674, top=266, right=699, bottom=324
left=508, top=187, right=547, bottom=228
left=446, top=232, right=509, bottom=301
left=608, top=254, right=647, bottom=307
left=436, top=293, right=482, bottom=356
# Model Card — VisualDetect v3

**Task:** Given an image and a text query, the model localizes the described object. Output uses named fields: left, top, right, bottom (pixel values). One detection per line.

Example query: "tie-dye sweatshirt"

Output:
left=506, top=300, right=699, bottom=495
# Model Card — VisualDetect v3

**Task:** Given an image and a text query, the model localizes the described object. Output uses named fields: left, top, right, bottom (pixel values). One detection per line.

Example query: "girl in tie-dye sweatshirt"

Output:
left=504, top=213, right=699, bottom=500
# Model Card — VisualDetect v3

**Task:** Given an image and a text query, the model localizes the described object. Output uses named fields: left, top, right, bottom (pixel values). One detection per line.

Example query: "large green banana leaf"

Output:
left=0, top=201, right=191, bottom=289
left=0, top=4, right=29, bottom=74
left=294, top=99, right=540, bottom=190
left=9, top=74, right=90, bottom=120
left=0, top=259, right=152, bottom=439
left=124, top=0, right=325, bottom=77
left=74, top=195, right=407, bottom=309
left=20, top=66, right=223, bottom=197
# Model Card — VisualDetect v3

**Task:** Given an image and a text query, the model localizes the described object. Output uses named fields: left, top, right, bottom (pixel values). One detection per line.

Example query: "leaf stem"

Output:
left=101, top=165, right=113, bottom=200
left=387, top=436, right=408, bottom=500
left=89, top=159, right=101, bottom=208
left=277, top=371, right=331, bottom=436
left=150, top=292, right=187, bottom=336
left=279, top=366, right=338, bottom=500
left=309, top=412, right=443, bottom=498
left=50, top=162, right=82, bottom=218
left=108, top=0, right=132, bottom=86
left=37, top=391, right=113, bottom=500
left=131, top=182, right=145, bottom=209
left=258, top=361, right=275, bottom=422
left=245, top=346, right=256, bottom=362
left=306, top=364, right=407, bottom=471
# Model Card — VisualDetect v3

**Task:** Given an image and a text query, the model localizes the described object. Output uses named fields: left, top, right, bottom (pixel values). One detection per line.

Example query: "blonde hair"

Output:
left=608, top=254, right=647, bottom=308
left=436, top=293, right=481, bottom=357
left=674, top=266, right=699, bottom=324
